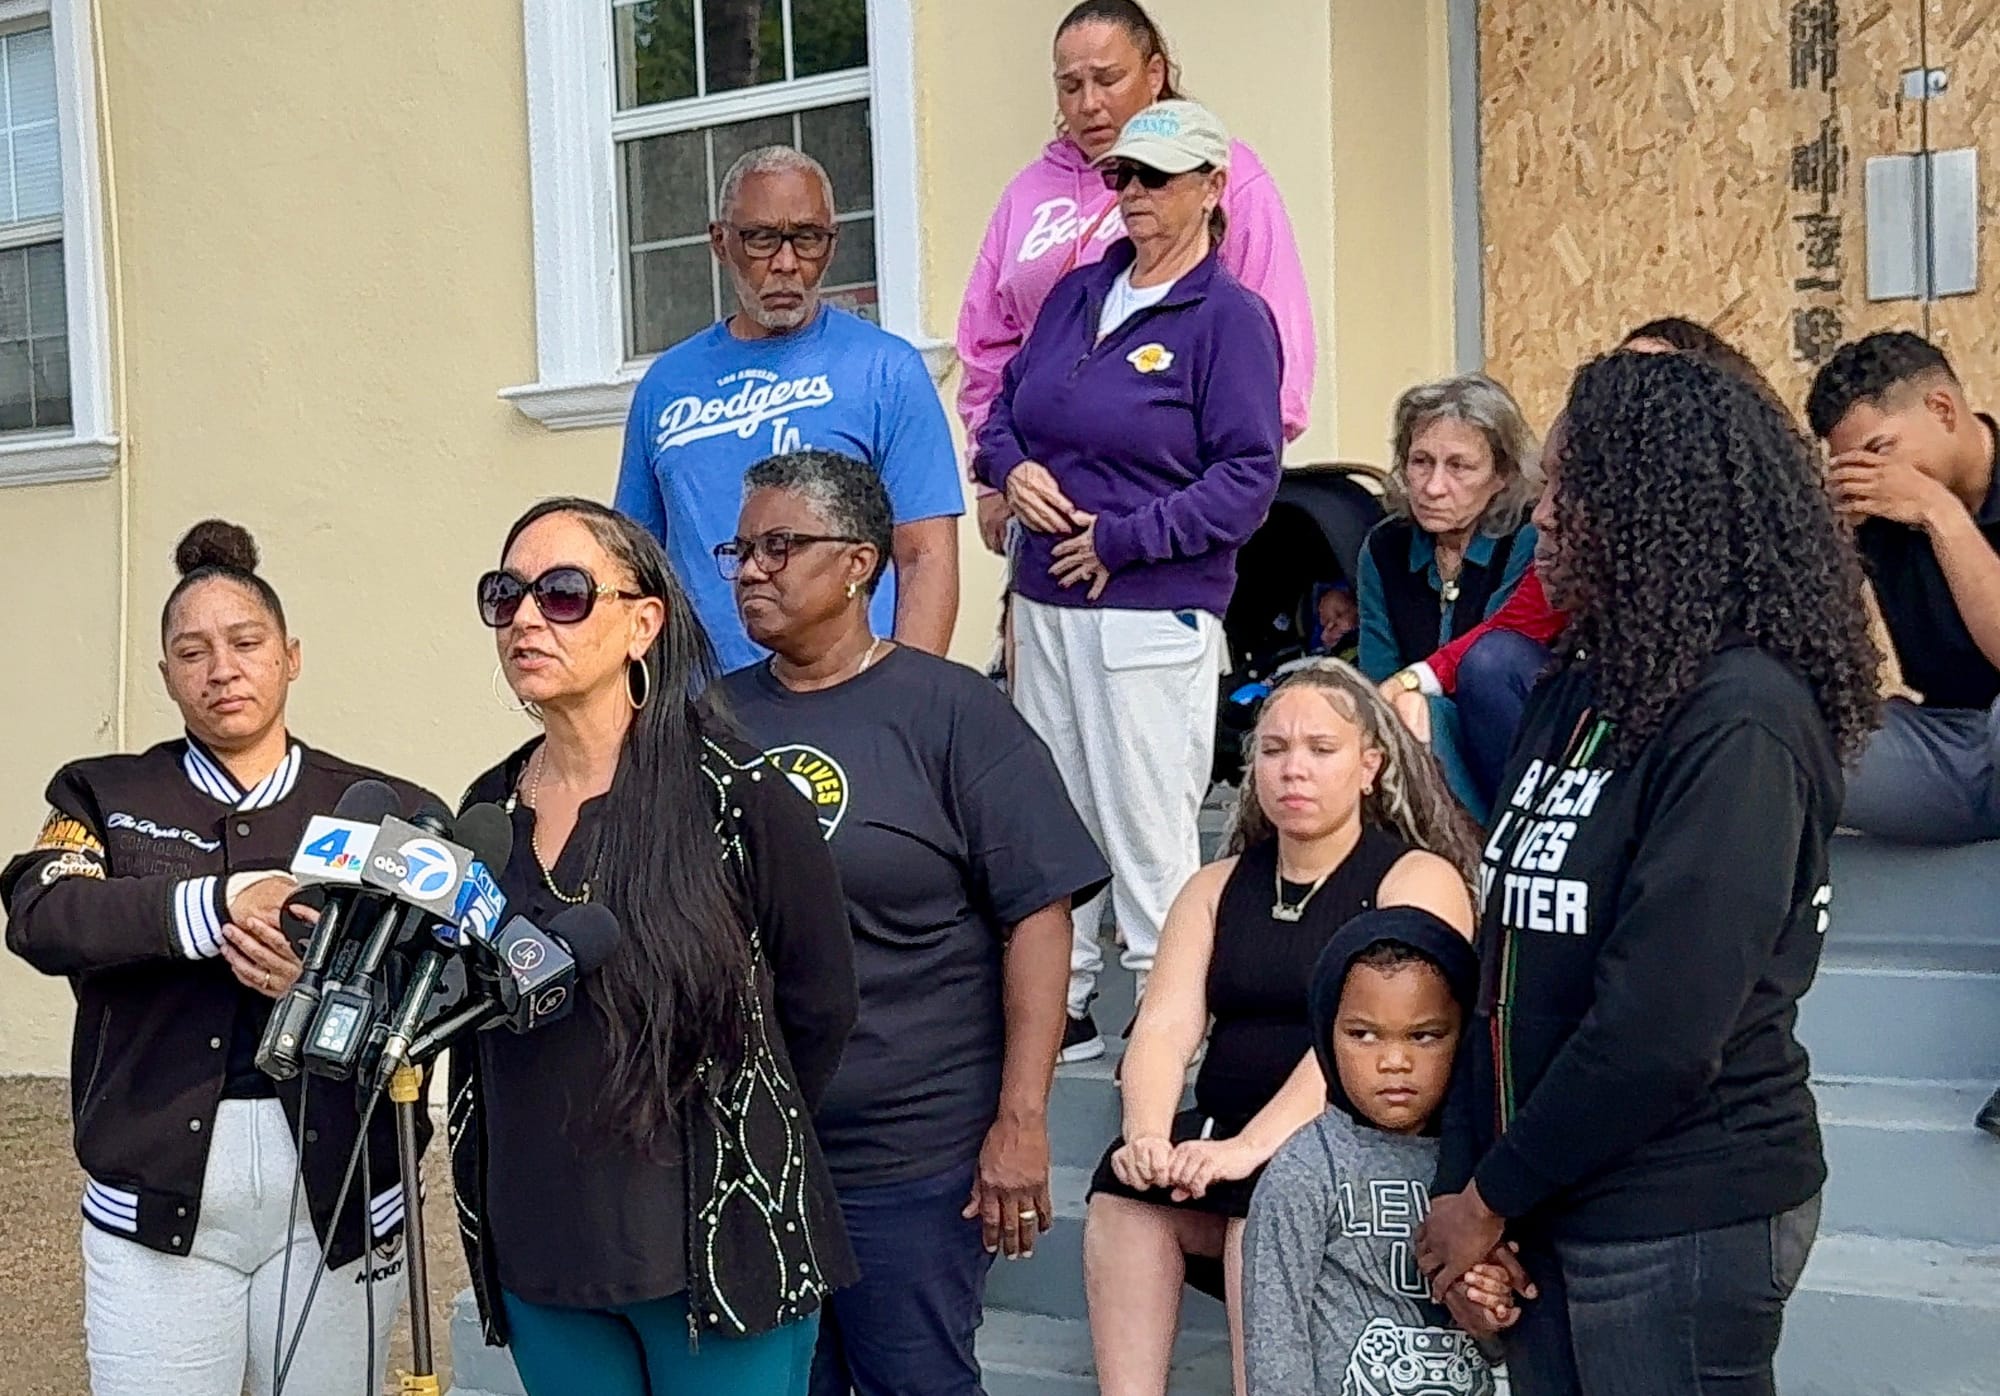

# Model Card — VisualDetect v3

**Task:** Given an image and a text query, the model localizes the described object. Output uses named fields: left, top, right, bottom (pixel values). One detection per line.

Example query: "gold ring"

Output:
left=264, top=972, right=273, bottom=990
left=1017, top=1209, right=1039, bottom=1220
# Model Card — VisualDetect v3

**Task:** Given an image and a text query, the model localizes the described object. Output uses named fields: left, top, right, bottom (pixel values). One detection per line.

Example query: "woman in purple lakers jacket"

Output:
left=974, top=98, right=1284, bottom=1065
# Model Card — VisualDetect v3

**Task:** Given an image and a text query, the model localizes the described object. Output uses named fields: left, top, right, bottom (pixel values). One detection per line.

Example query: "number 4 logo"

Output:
left=303, top=829, right=349, bottom=864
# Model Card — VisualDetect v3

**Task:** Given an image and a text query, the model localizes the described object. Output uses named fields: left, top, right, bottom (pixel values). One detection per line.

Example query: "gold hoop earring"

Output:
left=628, top=658, right=652, bottom=712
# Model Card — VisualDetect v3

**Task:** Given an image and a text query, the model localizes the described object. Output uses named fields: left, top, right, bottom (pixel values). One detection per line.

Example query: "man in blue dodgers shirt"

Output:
left=615, top=146, right=963, bottom=670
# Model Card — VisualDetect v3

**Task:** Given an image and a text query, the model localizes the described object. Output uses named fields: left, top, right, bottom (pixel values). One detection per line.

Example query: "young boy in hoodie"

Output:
left=1243, top=908, right=1513, bottom=1396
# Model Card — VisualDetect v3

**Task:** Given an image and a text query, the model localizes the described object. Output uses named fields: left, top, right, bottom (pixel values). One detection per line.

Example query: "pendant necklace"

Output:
left=1272, top=863, right=1336, bottom=923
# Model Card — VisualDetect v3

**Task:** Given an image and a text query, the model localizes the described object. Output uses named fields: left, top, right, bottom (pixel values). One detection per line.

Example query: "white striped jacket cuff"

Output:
left=82, top=1178, right=140, bottom=1234
left=173, top=876, right=226, bottom=960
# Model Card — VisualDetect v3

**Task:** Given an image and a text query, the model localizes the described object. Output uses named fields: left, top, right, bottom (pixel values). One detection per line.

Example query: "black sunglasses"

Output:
left=714, top=530, right=865, bottom=581
left=1101, top=161, right=1211, bottom=192
left=477, top=566, right=644, bottom=627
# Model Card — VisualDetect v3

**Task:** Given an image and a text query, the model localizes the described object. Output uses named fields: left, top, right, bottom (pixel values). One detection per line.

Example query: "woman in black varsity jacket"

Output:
left=1, top=521, right=434, bottom=1396
left=449, top=498, right=856, bottom=1396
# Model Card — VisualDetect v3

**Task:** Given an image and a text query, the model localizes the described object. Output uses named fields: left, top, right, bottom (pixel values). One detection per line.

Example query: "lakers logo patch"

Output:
left=35, top=811, right=103, bottom=858
left=1127, top=343, right=1175, bottom=374
left=765, top=744, right=850, bottom=841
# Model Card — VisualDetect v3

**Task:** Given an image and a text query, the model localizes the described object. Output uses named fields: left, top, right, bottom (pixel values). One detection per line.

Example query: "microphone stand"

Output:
left=388, top=1063, right=439, bottom=1396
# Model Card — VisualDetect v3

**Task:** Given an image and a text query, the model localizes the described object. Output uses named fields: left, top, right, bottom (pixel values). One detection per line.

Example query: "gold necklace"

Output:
left=1271, top=862, right=1337, bottom=923
left=517, top=747, right=594, bottom=905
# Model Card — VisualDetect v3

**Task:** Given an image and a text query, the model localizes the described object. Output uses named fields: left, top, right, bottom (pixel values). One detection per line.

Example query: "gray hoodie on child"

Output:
left=1242, top=909, right=1495, bottom=1396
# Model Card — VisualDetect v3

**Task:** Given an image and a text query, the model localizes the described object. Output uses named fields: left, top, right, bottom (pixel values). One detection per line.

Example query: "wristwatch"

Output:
left=1395, top=669, right=1423, bottom=692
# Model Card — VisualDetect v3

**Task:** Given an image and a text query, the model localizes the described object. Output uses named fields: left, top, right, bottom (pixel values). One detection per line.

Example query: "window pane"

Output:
left=792, top=0, right=868, bottom=78
left=624, top=129, right=710, bottom=245
left=821, top=214, right=877, bottom=323
left=0, top=27, right=59, bottom=226
left=27, top=238, right=65, bottom=335
left=629, top=241, right=716, bottom=357
left=799, top=101, right=871, bottom=215
left=709, top=112, right=795, bottom=206
left=703, top=0, right=784, bottom=96
left=30, top=332, right=67, bottom=428
left=0, top=339, right=30, bottom=432
left=614, top=0, right=697, bottom=110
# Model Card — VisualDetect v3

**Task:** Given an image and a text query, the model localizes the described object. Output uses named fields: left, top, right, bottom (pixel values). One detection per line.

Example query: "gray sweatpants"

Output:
left=81, top=1098, right=403, bottom=1396
left=1843, top=697, right=2000, bottom=844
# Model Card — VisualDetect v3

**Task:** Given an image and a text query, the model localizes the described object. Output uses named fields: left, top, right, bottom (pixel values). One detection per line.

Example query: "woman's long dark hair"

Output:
left=1553, top=354, right=1880, bottom=764
left=501, top=497, right=750, bottom=1155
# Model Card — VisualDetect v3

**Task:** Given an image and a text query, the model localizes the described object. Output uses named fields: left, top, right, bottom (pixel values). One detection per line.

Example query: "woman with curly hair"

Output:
left=1083, top=660, right=1479, bottom=1396
left=1418, top=351, right=1880, bottom=1396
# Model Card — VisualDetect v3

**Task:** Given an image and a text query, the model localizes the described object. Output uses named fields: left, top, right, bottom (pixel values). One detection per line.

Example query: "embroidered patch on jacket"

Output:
left=35, top=811, right=104, bottom=858
left=40, top=851, right=105, bottom=885
left=1127, top=343, right=1175, bottom=374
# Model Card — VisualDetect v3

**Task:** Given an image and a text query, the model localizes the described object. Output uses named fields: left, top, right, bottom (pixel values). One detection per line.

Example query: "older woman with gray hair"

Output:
left=1357, top=373, right=1541, bottom=814
left=718, top=449, right=1109, bottom=1396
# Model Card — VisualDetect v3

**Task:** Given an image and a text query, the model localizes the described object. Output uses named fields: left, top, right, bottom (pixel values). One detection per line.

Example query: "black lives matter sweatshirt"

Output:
left=1437, top=641, right=1842, bottom=1241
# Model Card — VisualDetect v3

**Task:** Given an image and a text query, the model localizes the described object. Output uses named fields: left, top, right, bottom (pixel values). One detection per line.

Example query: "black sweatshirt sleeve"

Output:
left=737, top=764, right=857, bottom=1111
left=2, top=767, right=229, bottom=976
left=1472, top=718, right=1812, bottom=1219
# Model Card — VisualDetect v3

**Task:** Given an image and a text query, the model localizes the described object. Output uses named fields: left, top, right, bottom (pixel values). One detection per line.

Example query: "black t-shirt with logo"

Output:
left=721, top=647, right=1109, bottom=1188
left=1858, top=416, right=2000, bottom=710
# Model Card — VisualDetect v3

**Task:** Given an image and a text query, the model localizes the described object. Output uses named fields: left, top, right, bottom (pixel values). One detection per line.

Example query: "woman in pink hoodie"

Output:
left=957, top=0, right=1317, bottom=555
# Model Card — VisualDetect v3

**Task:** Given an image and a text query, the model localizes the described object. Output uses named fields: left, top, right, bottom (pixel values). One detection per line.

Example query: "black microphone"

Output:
left=405, top=904, right=620, bottom=1063
left=305, top=799, right=470, bottom=1080
left=255, top=779, right=402, bottom=1081
left=369, top=805, right=516, bottom=1093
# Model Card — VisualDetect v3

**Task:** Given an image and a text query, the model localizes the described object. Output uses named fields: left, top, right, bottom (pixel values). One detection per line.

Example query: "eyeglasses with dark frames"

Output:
left=726, top=224, right=838, bottom=261
left=713, top=530, right=866, bottom=581
left=477, top=566, right=645, bottom=628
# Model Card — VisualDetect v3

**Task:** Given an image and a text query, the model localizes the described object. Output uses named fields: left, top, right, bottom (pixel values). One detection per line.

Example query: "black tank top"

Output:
left=1193, top=826, right=1412, bottom=1127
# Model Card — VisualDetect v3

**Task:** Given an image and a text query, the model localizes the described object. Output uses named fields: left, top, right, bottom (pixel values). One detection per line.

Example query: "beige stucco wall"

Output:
left=0, top=0, right=1457, bottom=1074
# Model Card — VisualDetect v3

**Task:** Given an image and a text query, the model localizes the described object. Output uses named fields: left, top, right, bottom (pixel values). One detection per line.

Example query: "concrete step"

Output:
left=1825, top=836, right=2000, bottom=953
left=1797, top=957, right=2000, bottom=1080
left=979, top=1308, right=1231, bottom=1396
left=1779, top=1231, right=2000, bottom=1396
left=1817, top=1077, right=2000, bottom=1246
left=981, top=1165, right=1228, bottom=1331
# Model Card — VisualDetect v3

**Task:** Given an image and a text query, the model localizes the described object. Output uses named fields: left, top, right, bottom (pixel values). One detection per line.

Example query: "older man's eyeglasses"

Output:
left=714, top=530, right=864, bottom=580
left=477, top=566, right=643, bottom=627
left=728, top=224, right=837, bottom=261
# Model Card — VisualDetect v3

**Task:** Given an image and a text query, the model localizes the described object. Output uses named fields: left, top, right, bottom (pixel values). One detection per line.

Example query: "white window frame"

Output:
left=504, top=0, right=944, bottom=432
left=0, top=0, right=116, bottom=485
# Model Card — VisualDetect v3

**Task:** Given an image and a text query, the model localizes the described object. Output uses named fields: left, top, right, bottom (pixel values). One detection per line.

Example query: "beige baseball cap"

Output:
left=1094, top=100, right=1233, bottom=174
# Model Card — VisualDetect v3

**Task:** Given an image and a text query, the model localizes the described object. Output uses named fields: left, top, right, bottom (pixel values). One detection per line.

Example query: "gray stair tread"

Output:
left=979, top=1310, right=1230, bottom=1391
left=1800, top=1231, right=2000, bottom=1308
left=1814, top=1076, right=1991, bottom=1131
left=1049, top=1163, right=1095, bottom=1216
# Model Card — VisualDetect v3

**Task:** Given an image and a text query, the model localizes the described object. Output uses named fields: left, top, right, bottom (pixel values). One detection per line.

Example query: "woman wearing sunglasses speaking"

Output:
left=974, top=99, right=1285, bottom=1062
left=716, top=450, right=1110, bottom=1396
left=451, top=497, right=858, bottom=1396
left=2, top=520, right=433, bottom=1396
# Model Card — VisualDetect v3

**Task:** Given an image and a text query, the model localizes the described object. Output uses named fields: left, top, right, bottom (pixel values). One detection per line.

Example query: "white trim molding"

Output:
left=506, top=0, right=940, bottom=432
left=0, top=0, right=119, bottom=486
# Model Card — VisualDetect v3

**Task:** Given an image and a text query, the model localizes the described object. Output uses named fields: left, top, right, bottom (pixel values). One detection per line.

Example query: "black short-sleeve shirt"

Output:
left=1860, top=417, right=2000, bottom=711
left=720, top=647, right=1109, bottom=1188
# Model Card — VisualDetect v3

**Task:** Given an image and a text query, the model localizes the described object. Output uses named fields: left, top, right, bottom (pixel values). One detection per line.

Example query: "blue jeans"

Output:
left=810, top=1161, right=995, bottom=1396
left=1843, top=698, right=2000, bottom=843
left=1505, top=1194, right=1821, bottom=1396
left=1455, top=630, right=1551, bottom=809
left=502, top=1289, right=818, bottom=1396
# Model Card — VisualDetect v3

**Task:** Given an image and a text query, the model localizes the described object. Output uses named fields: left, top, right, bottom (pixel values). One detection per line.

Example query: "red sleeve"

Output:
left=1425, top=564, right=1567, bottom=694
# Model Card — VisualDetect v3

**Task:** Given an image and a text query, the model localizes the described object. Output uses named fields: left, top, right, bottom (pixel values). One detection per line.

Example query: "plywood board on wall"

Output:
left=1917, top=0, right=2000, bottom=389
left=1480, top=0, right=1924, bottom=428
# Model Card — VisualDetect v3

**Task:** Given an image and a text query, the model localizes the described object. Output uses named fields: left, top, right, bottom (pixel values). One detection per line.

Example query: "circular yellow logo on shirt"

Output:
left=1127, top=343, right=1175, bottom=374
left=765, top=744, right=849, bottom=841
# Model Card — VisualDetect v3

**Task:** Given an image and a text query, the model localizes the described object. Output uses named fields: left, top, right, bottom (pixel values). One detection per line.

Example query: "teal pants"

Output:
left=502, top=1289, right=818, bottom=1396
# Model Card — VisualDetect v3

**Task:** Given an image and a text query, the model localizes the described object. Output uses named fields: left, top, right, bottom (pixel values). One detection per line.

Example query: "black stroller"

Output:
left=1212, top=463, right=1385, bottom=787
